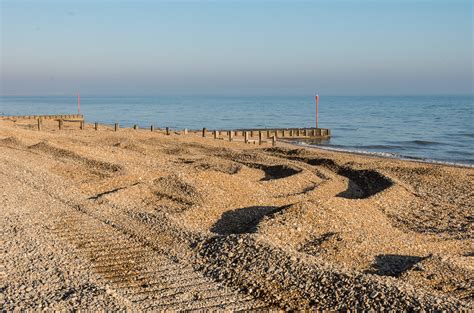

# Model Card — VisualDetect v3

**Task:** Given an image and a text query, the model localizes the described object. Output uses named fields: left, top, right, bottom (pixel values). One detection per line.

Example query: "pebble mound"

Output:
left=196, top=234, right=470, bottom=310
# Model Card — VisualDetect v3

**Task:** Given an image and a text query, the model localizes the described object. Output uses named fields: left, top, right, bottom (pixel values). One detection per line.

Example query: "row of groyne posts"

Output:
left=1, top=114, right=331, bottom=146
left=200, top=127, right=331, bottom=146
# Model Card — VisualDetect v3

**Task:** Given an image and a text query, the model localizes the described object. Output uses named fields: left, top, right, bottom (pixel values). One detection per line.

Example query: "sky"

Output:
left=1, top=0, right=473, bottom=96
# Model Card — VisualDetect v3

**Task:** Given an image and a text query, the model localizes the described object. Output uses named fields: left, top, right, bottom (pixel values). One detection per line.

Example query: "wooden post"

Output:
left=151, top=125, right=154, bottom=132
left=114, top=123, right=119, bottom=132
left=303, top=129, right=307, bottom=136
left=250, top=130, right=254, bottom=137
left=316, top=95, right=319, bottom=129
left=283, top=130, right=287, bottom=137
left=59, top=119, right=63, bottom=130
left=133, top=124, right=137, bottom=130
left=327, top=129, right=331, bottom=136
left=244, top=131, right=249, bottom=143
left=213, top=130, right=218, bottom=139
left=266, top=130, right=270, bottom=138
left=258, top=131, right=263, bottom=145
left=184, top=128, right=188, bottom=135
left=272, top=135, right=277, bottom=147
left=202, top=128, right=207, bottom=137
left=37, top=118, right=42, bottom=131
left=166, top=127, right=170, bottom=135
left=80, top=121, right=84, bottom=130
left=95, top=122, right=98, bottom=131
left=228, top=130, right=233, bottom=142
left=296, top=129, right=300, bottom=136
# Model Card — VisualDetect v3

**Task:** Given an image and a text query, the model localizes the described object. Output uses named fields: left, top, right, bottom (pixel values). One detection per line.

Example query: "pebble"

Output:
left=369, top=291, right=379, bottom=299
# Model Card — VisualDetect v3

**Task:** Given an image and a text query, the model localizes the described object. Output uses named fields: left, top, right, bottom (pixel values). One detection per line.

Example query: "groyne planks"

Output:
left=0, top=114, right=84, bottom=121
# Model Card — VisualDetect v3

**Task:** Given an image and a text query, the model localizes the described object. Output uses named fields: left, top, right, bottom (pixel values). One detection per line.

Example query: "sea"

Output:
left=1, top=95, right=473, bottom=166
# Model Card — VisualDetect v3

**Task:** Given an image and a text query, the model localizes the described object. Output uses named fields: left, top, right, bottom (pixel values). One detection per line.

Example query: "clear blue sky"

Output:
left=1, top=0, right=472, bottom=96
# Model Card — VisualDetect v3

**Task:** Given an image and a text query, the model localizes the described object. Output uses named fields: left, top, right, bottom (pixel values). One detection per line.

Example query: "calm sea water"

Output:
left=1, top=95, right=473, bottom=165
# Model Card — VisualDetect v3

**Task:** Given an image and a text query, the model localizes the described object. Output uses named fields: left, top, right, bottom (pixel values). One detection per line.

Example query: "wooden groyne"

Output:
left=0, top=114, right=84, bottom=121
left=210, top=127, right=331, bottom=139
left=201, top=127, right=330, bottom=146
left=2, top=115, right=330, bottom=147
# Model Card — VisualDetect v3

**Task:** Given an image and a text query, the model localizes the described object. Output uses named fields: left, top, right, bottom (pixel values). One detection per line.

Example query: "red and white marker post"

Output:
left=315, top=94, right=319, bottom=129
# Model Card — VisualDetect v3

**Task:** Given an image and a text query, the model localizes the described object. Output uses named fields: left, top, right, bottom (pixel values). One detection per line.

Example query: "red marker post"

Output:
left=77, top=93, right=81, bottom=114
left=315, top=94, right=319, bottom=129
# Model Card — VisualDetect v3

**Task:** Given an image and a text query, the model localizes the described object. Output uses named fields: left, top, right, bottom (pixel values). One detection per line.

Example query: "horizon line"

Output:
left=1, top=93, right=473, bottom=98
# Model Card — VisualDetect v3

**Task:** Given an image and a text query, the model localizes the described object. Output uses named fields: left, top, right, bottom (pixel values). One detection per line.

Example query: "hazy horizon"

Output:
left=1, top=0, right=473, bottom=96
left=0, top=92, right=474, bottom=99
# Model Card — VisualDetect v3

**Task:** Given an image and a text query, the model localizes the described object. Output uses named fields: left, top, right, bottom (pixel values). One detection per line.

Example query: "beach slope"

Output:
left=1, top=119, right=472, bottom=310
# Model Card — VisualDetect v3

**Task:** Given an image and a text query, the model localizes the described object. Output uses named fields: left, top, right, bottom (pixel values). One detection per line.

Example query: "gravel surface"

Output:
left=1, top=119, right=472, bottom=310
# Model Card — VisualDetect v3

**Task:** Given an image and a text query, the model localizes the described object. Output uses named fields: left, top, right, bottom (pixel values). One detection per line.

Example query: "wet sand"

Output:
left=1, top=118, right=472, bottom=310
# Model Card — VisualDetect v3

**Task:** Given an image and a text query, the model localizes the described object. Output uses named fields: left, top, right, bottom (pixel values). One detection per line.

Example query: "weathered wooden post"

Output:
left=166, top=127, right=170, bottom=135
left=213, top=130, right=218, bottom=139
left=184, top=128, right=188, bottom=135
left=59, top=119, right=63, bottom=130
left=37, top=118, right=42, bottom=131
left=244, top=131, right=249, bottom=143
left=283, top=129, right=287, bottom=137
left=228, top=130, right=233, bottom=142
left=133, top=124, right=137, bottom=130
left=258, top=131, right=263, bottom=145
left=272, top=135, right=277, bottom=146
left=290, top=129, right=294, bottom=137
left=296, top=129, right=300, bottom=136
left=250, top=130, right=254, bottom=137
left=114, top=123, right=119, bottom=132
left=266, top=130, right=270, bottom=138
left=95, top=122, right=98, bottom=131
left=202, top=128, right=207, bottom=137
left=80, top=121, right=84, bottom=130
left=303, top=129, right=307, bottom=136
left=151, top=125, right=154, bottom=132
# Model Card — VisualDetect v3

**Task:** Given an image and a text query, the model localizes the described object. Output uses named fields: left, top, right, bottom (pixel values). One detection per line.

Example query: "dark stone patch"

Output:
left=211, top=205, right=291, bottom=235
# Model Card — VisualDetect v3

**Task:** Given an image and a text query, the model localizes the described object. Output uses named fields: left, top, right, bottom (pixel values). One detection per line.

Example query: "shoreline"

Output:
left=3, top=116, right=472, bottom=169
left=283, top=140, right=474, bottom=169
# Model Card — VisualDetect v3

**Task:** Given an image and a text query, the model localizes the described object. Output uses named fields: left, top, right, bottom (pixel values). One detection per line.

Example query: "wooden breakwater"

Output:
left=210, top=127, right=331, bottom=138
left=0, top=114, right=84, bottom=121
left=2, top=115, right=330, bottom=146
left=201, top=127, right=330, bottom=146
